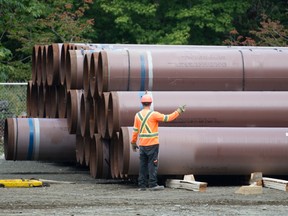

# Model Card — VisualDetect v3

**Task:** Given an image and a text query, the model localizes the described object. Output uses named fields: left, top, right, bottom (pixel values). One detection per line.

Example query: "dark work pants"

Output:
left=138, top=144, right=159, bottom=188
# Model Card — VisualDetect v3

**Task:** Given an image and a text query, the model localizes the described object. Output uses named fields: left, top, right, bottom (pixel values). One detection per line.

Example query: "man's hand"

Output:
left=131, top=143, right=139, bottom=152
left=177, top=105, right=186, bottom=114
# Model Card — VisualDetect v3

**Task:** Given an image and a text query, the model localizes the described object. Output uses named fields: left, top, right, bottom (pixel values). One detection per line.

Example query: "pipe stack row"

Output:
left=4, top=43, right=288, bottom=178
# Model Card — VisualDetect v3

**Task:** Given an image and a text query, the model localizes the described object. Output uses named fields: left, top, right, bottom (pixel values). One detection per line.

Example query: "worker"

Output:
left=131, top=92, right=186, bottom=191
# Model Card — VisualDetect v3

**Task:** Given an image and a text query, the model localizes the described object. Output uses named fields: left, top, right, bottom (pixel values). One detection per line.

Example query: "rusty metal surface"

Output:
left=66, top=89, right=82, bottom=134
left=57, top=84, right=67, bottom=118
left=89, top=52, right=100, bottom=98
left=47, top=43, right=62, bottom=86
left=38, top=83, right=46, bottom=118
left=89, top=97, right=98, bottom=137
left=36, top=45, right=44, bottom=86
left=4, top=118, right=76, bottom=162
left=80, top=93, right=91, bottom=137
left=98, top=92, right=110, bottom=139
left=32, top=45, right=40, bottom=85
left=83, top=52, right=93, bottom=98
left=42, top=45, right=49, bottom=85
left=109, top=91, right=288, bottom=137
left=76, top=134, right=85, bottom=165
left=120, top=127, right=288, bottom=175
left=26, top=81, right=33, bottom=117
left=30, top=83, right=39, bottom=117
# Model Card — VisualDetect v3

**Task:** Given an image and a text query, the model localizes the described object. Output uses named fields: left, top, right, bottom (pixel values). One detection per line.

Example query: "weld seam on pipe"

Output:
left=239, top=50, right=245, bottom=91
left=27, top=118, right=34, bottom=160
left=146, top=50, right=153, bottom=91
left=33, top=118, right=40, bottom=160
left=140, top=54, right=146, bottom=91
left=126, top=49, right=131, bottom=91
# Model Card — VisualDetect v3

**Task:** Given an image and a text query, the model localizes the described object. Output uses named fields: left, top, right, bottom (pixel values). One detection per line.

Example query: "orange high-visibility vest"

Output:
left=131, top=109, right=180, bottom=146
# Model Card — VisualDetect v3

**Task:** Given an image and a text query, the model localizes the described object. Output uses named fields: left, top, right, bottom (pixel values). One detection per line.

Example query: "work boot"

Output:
left=149, top=185, right=164, bottom=191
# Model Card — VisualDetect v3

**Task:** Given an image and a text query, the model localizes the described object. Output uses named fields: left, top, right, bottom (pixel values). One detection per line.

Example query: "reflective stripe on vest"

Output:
left=138, top=110, right=153, bottom=134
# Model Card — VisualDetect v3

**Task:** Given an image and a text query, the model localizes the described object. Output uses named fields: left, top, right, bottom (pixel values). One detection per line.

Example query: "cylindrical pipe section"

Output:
left=67, top=89, right=83, bottom=134
left=84, top=135, right=92, bottom=167
left=80, top=94, right=91, bottom=137
left=60, top=43, right=70, bottom=85
left=97, top=49, right=244, bottom=97
left=83, top=52, right=93, bottom=98
left=4, top=118, right=76, bottom=162
left=76, top=134, right=85, bottom=165
left=120, top=127, right=288, bottom=175
left=89, top=52, right=99, bottom=98
left=242, top=49, right=288, bottom=90
left=110, top=132, right=120, bottom=179
left=42, top=45, right=49, bottom=85
left=38, top=83, right=46, bottom=118
left=32, top=45, right=40, bottom=85
left=47, top=43, right=62, bottom=86
left=89, top=97, right=98, bottom=137
left=48, top=85, right=58, bottom=118
left=89, top=133, right=97, bottom=178
left=108, top=91, right=288, bottom=137
left=57, top=84, right=67, bottom=118
left=98, top=92, right=110, bottom=139
left=36, top=45, right=44, bottom=86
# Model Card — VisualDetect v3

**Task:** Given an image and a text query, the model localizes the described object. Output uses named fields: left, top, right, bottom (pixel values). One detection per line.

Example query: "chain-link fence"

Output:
left=0, top=83, right=27, bottom=153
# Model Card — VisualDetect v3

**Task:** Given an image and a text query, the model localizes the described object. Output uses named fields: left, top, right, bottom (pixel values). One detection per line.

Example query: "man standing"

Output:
left=131, top=92, right=186, bottom=191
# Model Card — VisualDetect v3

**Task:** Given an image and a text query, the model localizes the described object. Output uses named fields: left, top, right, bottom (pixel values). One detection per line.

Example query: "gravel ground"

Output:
left=1, top=154, right=288, bottom=216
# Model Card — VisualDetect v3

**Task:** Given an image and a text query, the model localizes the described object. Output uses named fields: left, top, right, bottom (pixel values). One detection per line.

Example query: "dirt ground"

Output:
left=1, top=153, right=288, bottom=216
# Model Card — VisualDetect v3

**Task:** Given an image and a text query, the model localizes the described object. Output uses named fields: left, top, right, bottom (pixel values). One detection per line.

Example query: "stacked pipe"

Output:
left=4, top=43, right=288, bottom=178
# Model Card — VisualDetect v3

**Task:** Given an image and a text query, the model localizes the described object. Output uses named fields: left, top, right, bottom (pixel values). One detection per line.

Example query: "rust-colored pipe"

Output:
left=26, top=81, right=33, bottom=117
left=38, top=83, right=46, bottom=118
left=60, top=43, right=70, bottom=85
left=80, top=93, right=91, bottom=137
left=98, top=92, right=110, bottom=139
left=108, top=91, right=288, bottom=137
left=57, top=84, right=67, bottom=118
left=42, top=45, right=49, bottom=85
left=67, top=89, right=83, bottom=134
left=110, top=132, right=120, bottom=179
left=66, top=49, right=99, bottom=90
left=89, top=52, right=100, bottom=98
left=36, top=45, right=44, bottom=86
left=89, top=97, right=98, bottom=137
left=47, top=85, right=58, bottom=118
left=97, top=49, right=244, bottom=97
left=76, top=134, right=84, bottom=165
left=4, top=118, right=76, bottom=162
left=32, top=45, right=40, bottom=85
left=84, top=135, right=92, bottom=167
left=120, top=127, right=288, bottom=175
left=83, top=52, right=93, bottom=98
left=89, top=134, right=110, bottom=178
left=47, top=43, right=62, bottom=86
left=242, top=49, right=288, bottom=90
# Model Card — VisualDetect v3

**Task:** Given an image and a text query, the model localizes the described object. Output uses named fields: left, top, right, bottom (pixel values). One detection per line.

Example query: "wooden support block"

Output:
left=183, top=174, right=195, bottom=181
left=166, top=179, right=207, bottom=192
left=249, top=172, right=263, bottom=186
left=235, top=185, right=263, bottom=195
left=262, top=177, right=288, bottom=192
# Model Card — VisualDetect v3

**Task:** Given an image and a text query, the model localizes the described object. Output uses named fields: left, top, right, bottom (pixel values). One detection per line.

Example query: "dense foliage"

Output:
left=0, top=0, right=287, bottom=82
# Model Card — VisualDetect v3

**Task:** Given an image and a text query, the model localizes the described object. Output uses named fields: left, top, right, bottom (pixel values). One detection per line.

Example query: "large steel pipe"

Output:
left=84, top=135, right=92, bottom=166
left=89, top=97, right=98, bottom=137
left=57, top=84, right=67, bottom=118
left=242, top=49, right=288, bottom=90
left=36, top=45, right=44, bottom=86
left=89, top=134, right=110, bottom=179
left=80, top=93, right=91, bottom=137
left=98, top=92, right=110, bottom=139
left=30, top=83, right=39, bottom=117
left=67, top=89, right=83, bottom=134
left=42, top=45, right=49, bottom=85
left=66, top=49, right=98, bottom=90
left=97, top=49, right=244, bottom=97
left=89, top=52, right=99, bottom=98
left=47, top=43, right=62, bottom=86
left=108, top=91, right=288, bottom=137
left=46, top=85, right=58, bottom=118
left=38, top=83, right=46, bottom=118
left=83, top=52, right=93, bottom=98
left=32, top=45, right=40, bottom=85
left=76, top=134, right=85, bottom=165
left=4, top=118, right=76, bottom=162
left=120, top=127, right=288, bottom=175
